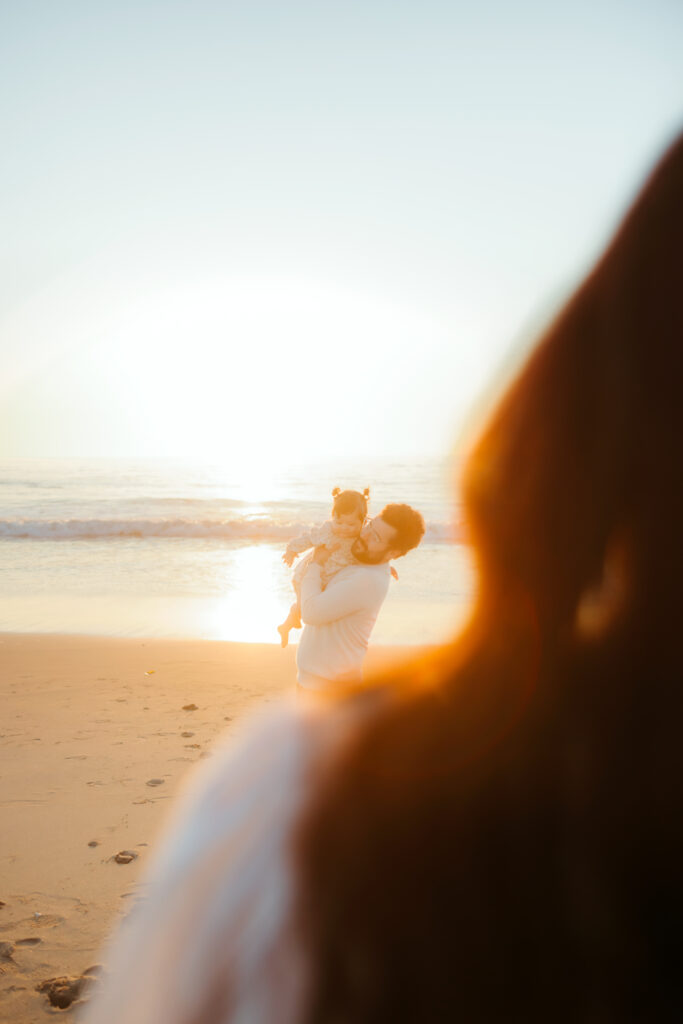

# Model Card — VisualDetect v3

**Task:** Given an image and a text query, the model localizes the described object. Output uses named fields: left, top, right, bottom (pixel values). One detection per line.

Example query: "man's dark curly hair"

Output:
left=378, top=503, right=425, bottom=556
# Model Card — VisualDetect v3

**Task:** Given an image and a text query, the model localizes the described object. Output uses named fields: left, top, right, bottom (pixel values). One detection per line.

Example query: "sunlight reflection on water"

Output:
left=0, top=540, right=474, bottom=645
left=203, top=545, right=289, bottom=642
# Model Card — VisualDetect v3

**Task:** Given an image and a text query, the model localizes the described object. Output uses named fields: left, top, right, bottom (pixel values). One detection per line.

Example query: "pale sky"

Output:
left=1, top=0, right=682, bottom=466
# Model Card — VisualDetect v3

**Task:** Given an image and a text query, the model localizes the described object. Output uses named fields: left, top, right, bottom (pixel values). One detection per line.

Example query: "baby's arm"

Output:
left=307, top=521, right=336, bottom=546
left=283, top=522, right=335, bottom=567
left=283, top=535, right=310, bottom=567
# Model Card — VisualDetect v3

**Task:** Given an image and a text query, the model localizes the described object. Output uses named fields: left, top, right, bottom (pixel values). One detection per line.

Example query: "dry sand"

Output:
left=0, top=633, right=411, bottom=1021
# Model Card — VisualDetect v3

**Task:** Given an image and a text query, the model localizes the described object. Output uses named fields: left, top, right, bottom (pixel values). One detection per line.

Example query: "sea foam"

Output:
left=0, top=517, right=458, bottom=543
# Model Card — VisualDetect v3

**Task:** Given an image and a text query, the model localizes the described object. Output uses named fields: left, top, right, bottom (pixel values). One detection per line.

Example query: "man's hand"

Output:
left=313, top=542, right=339, bottom=566
left=282, top=550, right=296, bottom=567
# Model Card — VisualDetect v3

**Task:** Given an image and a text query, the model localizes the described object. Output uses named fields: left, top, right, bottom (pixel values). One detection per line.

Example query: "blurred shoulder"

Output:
left=167, top=698, right=349, bottom=836
left=81, top=698, right=364, bottom=1024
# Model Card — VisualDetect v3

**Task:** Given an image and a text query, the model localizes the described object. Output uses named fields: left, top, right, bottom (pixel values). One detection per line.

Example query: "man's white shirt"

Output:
left=296, top=561, right=391, bottom=687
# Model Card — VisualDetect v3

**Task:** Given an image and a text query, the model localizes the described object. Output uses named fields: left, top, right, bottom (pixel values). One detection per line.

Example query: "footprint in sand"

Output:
left=8, top=914, right=64, bottom=932
left=181, top=731, right=194, bottom=738
left=15, top=937, right=41, bottom=946
left=146, top=778, right=164, bottom=787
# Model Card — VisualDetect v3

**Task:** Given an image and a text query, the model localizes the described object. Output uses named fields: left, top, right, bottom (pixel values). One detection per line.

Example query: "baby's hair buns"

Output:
left=332, top=487, right=341, bottom=497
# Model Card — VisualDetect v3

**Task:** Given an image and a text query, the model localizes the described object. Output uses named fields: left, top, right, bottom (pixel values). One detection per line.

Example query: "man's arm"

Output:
left=300, top=564, right=373, bottom=626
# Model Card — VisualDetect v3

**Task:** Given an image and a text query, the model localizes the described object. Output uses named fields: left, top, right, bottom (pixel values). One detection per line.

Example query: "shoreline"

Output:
left=0, top=629, right=438, bottom=647
left=0, top=633, right=421, bottom=1020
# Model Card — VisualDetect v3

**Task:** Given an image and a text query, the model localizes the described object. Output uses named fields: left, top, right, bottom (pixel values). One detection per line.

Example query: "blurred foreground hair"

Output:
left=297, top=132, right=683, bottom=1022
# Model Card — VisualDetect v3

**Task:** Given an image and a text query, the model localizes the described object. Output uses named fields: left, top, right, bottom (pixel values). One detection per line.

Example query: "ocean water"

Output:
left=0, top=457, right=475, bottom=645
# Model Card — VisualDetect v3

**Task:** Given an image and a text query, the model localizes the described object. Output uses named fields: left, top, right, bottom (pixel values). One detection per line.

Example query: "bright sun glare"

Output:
left=206, top=545, right=286, bottom=643
left=93, top=273, right=450, bottom=466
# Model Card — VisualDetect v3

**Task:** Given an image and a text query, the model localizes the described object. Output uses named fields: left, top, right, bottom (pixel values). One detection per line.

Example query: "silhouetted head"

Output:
left=299, top=131, right=683, bottom=1024
left=463, top=131, right=683, bottom=649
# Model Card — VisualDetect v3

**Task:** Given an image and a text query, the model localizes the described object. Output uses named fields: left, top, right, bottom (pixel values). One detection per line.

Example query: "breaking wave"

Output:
left=0, top=517, right=460, bottom=544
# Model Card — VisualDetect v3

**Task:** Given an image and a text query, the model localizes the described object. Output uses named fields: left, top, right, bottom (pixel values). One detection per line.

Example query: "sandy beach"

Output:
left=0, top=633, right=412, bottom=1021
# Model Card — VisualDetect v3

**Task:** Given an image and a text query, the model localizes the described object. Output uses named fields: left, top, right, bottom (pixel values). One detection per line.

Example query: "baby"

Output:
left=277, top=487, right=369, bottom=647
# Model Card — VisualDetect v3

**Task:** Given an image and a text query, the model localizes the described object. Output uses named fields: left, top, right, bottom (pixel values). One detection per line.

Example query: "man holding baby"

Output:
left=296, top=503, right=425, bottom=692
